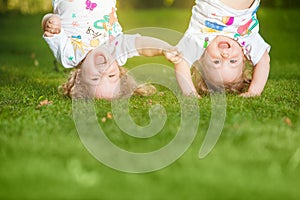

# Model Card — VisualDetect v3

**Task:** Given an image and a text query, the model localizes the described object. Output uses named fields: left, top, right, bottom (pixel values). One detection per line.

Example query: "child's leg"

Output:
left=42, top=13, right=61, bottom=37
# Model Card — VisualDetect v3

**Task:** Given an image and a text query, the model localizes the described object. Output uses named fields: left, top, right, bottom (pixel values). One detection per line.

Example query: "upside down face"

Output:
left=201, top=36, right=245, bottom=85
left=80, top=46, right=121, bottom=100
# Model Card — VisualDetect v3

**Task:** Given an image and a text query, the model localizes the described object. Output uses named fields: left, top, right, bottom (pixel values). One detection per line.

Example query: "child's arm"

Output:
left=240, top=51, right=270, bottom=97
left=41, top=13, right=80, bottom=68
left=135, top=36, right=182, bottom=64
left=135, top=36, right=178, bottom=58
left=135, top=36, right=199, bottom=97
left=175, top=60, right=200, bottom=97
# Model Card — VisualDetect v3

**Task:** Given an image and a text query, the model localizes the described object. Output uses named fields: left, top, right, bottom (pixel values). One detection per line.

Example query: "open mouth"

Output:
left=94, top=52, right=107, bottom=65
left=95, top=54, right=107, bottom=65
left=94, top=54, right=110, bottom=73
left=218, top=41, right=231, bottom=49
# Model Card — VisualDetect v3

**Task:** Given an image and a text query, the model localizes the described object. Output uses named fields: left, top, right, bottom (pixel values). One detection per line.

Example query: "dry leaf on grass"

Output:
left=101, top=117, right=107, bottom=123
left=36, top=100, right=53, bottom=109
left=101, top=112, right=113, bottom=123
left=283, top=117, right=292, bottom=127
left=107, top=112, right=113, bottom=119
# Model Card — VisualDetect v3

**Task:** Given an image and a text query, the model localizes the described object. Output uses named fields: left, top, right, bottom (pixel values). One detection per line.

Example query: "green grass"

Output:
left=0, top=8, right=300, bottom=200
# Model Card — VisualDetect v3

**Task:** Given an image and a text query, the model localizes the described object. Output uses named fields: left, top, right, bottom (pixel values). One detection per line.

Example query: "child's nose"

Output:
left=220, top=51, right=229, bottom=58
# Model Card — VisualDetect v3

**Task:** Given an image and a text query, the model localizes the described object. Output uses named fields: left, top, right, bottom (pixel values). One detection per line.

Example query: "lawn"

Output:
left=0, top=8, right=300, bottom=200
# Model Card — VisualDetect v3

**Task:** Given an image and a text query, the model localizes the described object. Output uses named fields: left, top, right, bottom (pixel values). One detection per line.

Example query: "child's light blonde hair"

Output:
left=191, top=56, right=253, bottom=95
left=59, top=66, right=156, bottom=99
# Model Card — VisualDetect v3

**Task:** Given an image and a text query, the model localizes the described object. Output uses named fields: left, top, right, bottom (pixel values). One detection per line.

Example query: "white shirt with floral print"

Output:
left=44, top=0, right=123, bottom=68
left=177, top=0, right=270, bottom=66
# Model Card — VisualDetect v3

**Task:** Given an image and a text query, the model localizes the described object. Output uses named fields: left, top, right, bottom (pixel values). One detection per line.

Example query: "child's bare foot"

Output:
left=42, top=14, right=61, bottom=37
left=134, top=83, right=157, bottom=97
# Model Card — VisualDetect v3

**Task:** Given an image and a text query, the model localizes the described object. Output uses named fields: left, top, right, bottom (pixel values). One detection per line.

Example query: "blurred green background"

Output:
left=1, top=0, right=300, bottom=14
left=1, top=0, right=300, bottom=200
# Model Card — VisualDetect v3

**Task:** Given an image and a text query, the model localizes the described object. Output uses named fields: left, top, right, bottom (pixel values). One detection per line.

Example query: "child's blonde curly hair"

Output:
left=59, top=66, right=156, bottom=99
left=191, top=57, right=253, bottom=95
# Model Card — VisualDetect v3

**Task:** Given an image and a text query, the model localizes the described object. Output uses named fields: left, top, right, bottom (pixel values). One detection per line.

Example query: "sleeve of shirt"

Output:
left=113, top=34, right=141, bottom=66
left=245, top=33, right=271, bottom=66
left=176, top=34, right=205, bottom=67
left=43, top=28, right=84, bottom=68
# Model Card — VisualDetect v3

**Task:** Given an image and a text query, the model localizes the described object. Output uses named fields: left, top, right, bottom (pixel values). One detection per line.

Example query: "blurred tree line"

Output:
left=1, top=0, right=300, bottom=14
left=119, top=0, right=300, bottom=9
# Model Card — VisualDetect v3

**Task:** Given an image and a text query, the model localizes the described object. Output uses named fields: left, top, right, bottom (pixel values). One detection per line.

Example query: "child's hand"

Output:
left=239, top=92, right=260, bottom=98
left=190, top=92, right=201, bottom=99
left=43, top=14, right=61, bottom=37
left=163, top=48, right=183, bottom=64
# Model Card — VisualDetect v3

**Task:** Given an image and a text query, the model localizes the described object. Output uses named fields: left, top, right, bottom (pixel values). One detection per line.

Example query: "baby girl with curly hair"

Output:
left=175, top=0, right=270, bottom=97
left=42, top=0, right=180, bottom=99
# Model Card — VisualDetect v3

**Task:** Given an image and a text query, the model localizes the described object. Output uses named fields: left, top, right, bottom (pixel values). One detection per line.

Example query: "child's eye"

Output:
left=213, top=60, right=220, bottom=64
left=230, top=59, right=237, bottom=64
left=108, top=74, right=116, bottom=78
